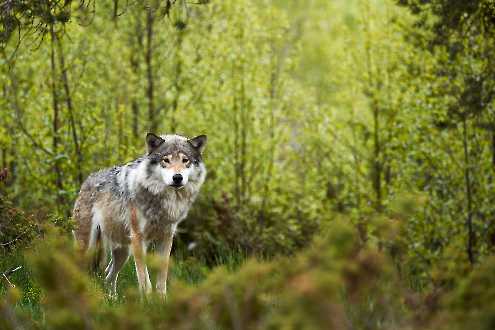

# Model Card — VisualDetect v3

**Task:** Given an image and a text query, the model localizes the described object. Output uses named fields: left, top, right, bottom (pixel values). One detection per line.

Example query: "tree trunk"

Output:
left=1, top=148, right=6, bottom=171
left=131, top=100, right=140, bottom=138
left=50, top=26, right=65, bottom=206
left=259, top=42, right=279, bottom=224
left=1, top=86, right=7, bottom=172
left=492, top=129, right=495, bottom=169
left=117, top=97, right=125, bottom=159
left=372, top=102, right=382, bottom=210
left=239, top=60, right=248, bottom=206
left=170, top=27, right=184, bottom=132
left=56, top=36, right=84, bottom=186
left=145, top=7, right=156, bottom=132
left=232, top=69, right=240, bottom=209
left=462, top=117, right=475, bottom=264
left=113, top=0, right=119, bottom=22
left=364, top=0, right=382, bottom=211
left=130, top=12, right=143, bottom=139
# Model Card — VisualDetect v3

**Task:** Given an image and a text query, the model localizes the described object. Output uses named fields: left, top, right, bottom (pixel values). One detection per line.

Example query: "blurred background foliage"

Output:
left=1, top=0, right=495, bottom=328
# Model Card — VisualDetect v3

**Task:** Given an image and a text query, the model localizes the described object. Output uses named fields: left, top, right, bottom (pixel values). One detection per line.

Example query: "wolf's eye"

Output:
left=182, top=158, right=189, bottom=163
left=163, top=158, right=170, bottom=164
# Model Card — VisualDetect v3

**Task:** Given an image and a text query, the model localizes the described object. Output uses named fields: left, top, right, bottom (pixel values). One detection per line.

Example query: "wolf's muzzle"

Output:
left=172, top=174, right=183, bottom=185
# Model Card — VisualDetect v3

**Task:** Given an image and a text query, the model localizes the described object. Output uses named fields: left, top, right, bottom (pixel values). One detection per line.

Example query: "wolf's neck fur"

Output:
left=122, top=158, right=205, bottom=224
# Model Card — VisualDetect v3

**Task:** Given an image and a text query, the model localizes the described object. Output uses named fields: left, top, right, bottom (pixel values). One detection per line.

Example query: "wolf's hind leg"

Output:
left=105, top=247, right=129, bottom=296
left=104, top=259, right=113, bottom=276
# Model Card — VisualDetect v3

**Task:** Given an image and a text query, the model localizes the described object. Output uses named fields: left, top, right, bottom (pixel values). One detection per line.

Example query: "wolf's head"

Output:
left=144, top=133, right=207, bottom=190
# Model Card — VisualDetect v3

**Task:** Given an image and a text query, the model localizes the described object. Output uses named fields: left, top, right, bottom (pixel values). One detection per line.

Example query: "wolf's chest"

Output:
left=137, top=191, right=191, bottom=219
left=134, top=190, right=192, bottom=239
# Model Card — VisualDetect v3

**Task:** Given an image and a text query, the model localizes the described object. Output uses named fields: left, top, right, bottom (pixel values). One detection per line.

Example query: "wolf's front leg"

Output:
left=156, top=227, right=175, bottom=297
left=130, top=208, right=152, bottom=296
left=131, top=232, right=152, bottom=295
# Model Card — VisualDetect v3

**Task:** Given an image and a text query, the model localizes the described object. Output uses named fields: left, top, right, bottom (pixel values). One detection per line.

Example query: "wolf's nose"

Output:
left=173, top=174, right=183, bottom=184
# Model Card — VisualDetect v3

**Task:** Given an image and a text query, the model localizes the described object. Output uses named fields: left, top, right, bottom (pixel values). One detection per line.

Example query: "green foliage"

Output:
left=0, top=193, right=39, bottom=251
left=431, top=255, right=495, bottom=330
left=1, top=0, right=495, bottom=328
left=1, top=0, right=328, bottom=256
left=1, top=219, right=408, bottom=330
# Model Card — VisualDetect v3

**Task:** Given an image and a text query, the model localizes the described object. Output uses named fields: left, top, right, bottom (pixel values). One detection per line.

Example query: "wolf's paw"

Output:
left=157, top=288, right=167, bottom=296
left=107, top=291, right=118, bottom=301
left=156, top=283, right=168, bottom=299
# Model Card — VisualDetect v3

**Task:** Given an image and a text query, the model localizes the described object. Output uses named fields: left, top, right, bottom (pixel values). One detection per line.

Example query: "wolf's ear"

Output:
left=146, top=133, right=164, bottom=154
left=188, top=135, right=207, bottom=154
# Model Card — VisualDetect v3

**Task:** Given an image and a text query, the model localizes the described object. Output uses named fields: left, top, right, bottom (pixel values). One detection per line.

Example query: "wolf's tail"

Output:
left=89, top=224, right=105, bottom=274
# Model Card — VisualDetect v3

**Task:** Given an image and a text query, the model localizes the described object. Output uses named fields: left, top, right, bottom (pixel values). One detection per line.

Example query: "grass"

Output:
left=0, top=240, right=248, bottom=321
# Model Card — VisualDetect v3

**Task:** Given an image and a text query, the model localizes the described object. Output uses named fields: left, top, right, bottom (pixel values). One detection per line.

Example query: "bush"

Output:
left=1, top=218, right=410, bottom=330
left=0, top=192, right=40, bottom=252
left=430, top=255, right=495, bottom=330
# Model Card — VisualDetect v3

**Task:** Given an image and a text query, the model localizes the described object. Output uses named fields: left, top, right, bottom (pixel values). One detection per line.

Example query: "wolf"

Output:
left=73, top=133, right=207, bottom=296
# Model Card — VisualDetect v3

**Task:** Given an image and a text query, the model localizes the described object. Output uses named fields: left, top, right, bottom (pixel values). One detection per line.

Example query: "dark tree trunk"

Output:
left=170, top=28, right=184, bottom=132
left=50, top=27, right=65, bottom=206
left=462, top=117, right=475, bottom=264
left=1, top=148, right=6, bottom=172
left=1, top=87, right=7, bottom=172
left=56, top=37, right=84, bottom=186
left=131, top=101, right=140, bottom=138
left=259, top=42, right=280, bottom=225
left=145, top=7, right=156, bottom=132
left=238, top=60, right=248, bottom=207
left=363, top=0, right=382, bottom=211
left=372, top=101, right=382, bottom=211
left=492, top=129, right=495, bottom=169
left=113, top=0, right=119, bottom=21
left=117, top=97, right=125, bottom=158
left=130, top=12, right=143, bottom=139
